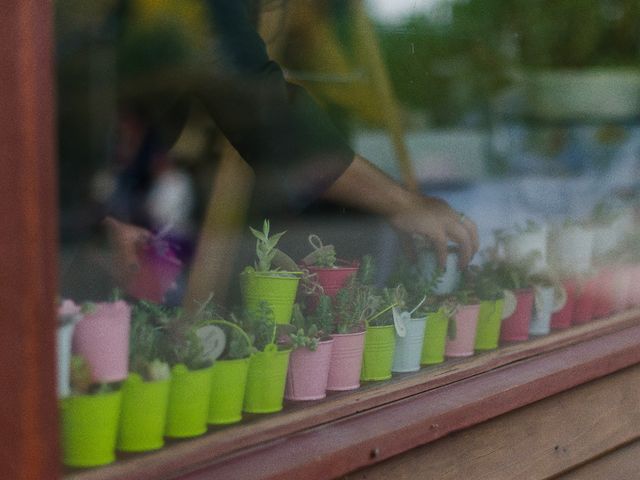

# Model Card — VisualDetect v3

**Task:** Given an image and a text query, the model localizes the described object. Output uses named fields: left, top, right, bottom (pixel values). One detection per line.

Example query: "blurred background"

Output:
left=56, top=0, right=640, bottom=301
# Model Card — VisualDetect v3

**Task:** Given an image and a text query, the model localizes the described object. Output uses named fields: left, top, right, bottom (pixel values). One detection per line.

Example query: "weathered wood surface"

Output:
left=66, top=316, right=640, bottom=480
left=0, top=1, right=59, bottom=479
left=558, top=439, right=640, bottom=480
left=345, top=363, right=640, bottom=480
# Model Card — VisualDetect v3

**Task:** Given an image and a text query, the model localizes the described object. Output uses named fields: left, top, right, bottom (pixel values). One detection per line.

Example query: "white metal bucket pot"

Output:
left=57, top=323, right=76, bottom=398
left=392, top=316, right=427, bottom=373
left=529, top=285, right=563, bottom=336
left=419, top=250, right=460, bottom=295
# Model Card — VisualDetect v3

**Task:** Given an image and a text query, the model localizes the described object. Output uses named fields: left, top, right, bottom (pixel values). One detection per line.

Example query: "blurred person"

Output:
left=59, top=0, right=479, bottom=293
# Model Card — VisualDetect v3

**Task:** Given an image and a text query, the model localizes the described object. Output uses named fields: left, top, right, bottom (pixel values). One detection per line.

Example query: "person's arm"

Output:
left=324, top=155, right=479, bottom=268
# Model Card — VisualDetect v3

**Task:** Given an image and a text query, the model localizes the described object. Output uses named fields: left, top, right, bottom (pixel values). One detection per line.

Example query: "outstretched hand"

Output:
left=388, top=195, right=479, bottom=270
left=324, top=154, right=479, bottom=269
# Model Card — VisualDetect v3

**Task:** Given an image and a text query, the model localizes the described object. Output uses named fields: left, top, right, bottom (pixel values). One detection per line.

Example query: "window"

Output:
left=3, top=1, right=640, bottom=479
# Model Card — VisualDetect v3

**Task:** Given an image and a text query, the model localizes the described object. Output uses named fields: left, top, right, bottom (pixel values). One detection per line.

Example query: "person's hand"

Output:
left=103, top=216, right=153, bottom=288
left=388, top=195, right=479, bottom=270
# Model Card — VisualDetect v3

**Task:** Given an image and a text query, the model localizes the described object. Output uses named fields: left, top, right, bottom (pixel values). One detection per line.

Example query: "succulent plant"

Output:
left=248, top=220, right=286, bottom=273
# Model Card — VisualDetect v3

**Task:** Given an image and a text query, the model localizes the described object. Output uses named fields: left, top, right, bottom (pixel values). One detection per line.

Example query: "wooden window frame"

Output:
left=3, top=2, right=640, bottom=480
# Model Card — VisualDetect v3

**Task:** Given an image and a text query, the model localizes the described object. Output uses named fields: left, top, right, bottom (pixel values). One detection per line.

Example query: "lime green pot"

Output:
left=242, top=271, right=300, bottom=324
left=117, top=374, right=170, bottom=452
left=208, top=357, right=251, bottom=425
left=243, top=346, right=291, bottom=414
left=421, top=309, right=449, bottom=365
left=361, top=325, right=396, bottom=381
left=474, top=299, right=505, bottom=351
left=165, top=364, right=214, bottom=438
left=60, top=390, right=122, bottom=468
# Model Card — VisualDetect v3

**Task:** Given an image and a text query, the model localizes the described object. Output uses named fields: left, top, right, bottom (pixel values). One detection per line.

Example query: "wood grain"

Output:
left=0, top=1, right=59, bottom=479
left=346, top=364, right=640, bottom=480
left=65, top=316, right=640, bottom=480
left=557, top=439, right=640, bottom=480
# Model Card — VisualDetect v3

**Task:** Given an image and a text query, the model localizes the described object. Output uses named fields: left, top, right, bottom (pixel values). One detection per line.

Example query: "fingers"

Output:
left=445, top=221, right=473, bottom=269
left=461, top=217, right=480, bottom=254
left=430, top=232, right=448, bottom=271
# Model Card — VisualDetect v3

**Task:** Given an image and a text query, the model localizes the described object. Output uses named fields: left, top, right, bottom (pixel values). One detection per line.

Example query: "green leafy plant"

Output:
left=387, top=256, right=444, bottom=317
left=230, top=301, right=278, bottom=353
left=136, top=301, right=212, bottom=371
left=462, top=265, right=504, bottom=302
left=280, top=301, right=333, bottom=351
left=301, top=234, right=337, bottom=268
left=129, top=304, right=171, bottom=382
left=248, top=219, right=286, bottom=273
left=334, top=277, right=374, bottom=334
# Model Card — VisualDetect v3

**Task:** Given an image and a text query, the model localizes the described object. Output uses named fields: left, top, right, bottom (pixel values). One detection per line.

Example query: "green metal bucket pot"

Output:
left=361, top=325, right=396, bottom=381
left=208, top=357, right=251, bottom=425
left=243, top=346, right=291, bottom=414
left=60, top=390, right=122, bottom=468
left=165, top=364, right=214, bottom=438
left=242, top=271, right=300, bottom=324
left=421, top=309, right=449, bottom=365
left=117, top=374, right=170, bottom=452
left=474, top=299, right=505, bottom=351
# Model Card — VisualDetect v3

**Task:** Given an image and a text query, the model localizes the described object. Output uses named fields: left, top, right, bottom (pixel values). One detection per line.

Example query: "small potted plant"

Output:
left=326, top=256, right=376, bottom=391
left=241, top=301, right=292, bottom=413
left=421, top=295, right=457, bottom=365
left=242, top=220, right=301, bottom=324
left=60, top=355, right=122, bottom=468
left=72, top=295, right=131, bottom=383
left=57, top=299, right=82, bottom=398
left=528, top=272, right=566, bottom=336
left=142, top=302, right=216, bottom=439
left=445, top=286, right=481, bottom=358
left=300, top=234, right=359, bottom=299
left=206, top=313, right=253, bottom=426
left=468, top=264, right=505, bottom=352
left=116, top=303, right=172, bottom=453
left=282, top=299, right=334, bottom=401
left=361, top=285, right=397, bottom=382
left=493, top=258, right=535, bottom=342
left=389, top=261, right=441, bottom=373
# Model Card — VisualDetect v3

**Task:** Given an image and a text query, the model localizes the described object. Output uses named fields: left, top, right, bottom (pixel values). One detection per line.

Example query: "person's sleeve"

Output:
left=201, top=0, right=355, bottom=214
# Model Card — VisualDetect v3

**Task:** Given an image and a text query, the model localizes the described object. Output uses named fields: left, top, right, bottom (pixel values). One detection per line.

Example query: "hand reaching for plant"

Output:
left=389, top=195, right=479, bottom=270
left=323, top=155, right=479, bottom=269
left=103, top=216, right=153, bottom=288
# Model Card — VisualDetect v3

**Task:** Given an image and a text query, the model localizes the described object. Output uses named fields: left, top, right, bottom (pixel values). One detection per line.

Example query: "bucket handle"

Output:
left=200, top=319, right=253, bottom=351
left=365, top=303, right=397, bottom=327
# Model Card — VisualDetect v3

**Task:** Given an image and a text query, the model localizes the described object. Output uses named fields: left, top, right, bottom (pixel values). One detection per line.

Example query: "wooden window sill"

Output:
left=65, top=310, right=640, bottom=480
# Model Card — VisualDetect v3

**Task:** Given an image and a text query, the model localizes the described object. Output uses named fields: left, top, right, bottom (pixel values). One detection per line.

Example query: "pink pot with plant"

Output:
left=285, top=338, right=334, bottom=401
left=551, top=279, right=577, bottom=329
left=445, top=304, right=480, bottom=357
left=72, top=301, right=131, bottom=383
left=326, top=331, right=365, bottom=391
left=500, top=289, right=534, bottom=342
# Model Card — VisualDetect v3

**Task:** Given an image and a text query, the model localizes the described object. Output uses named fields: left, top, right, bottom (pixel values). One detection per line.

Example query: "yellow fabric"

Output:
left=275, top=2, right=386, bottom=126
left=131, top=0, right=211, bottom=51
